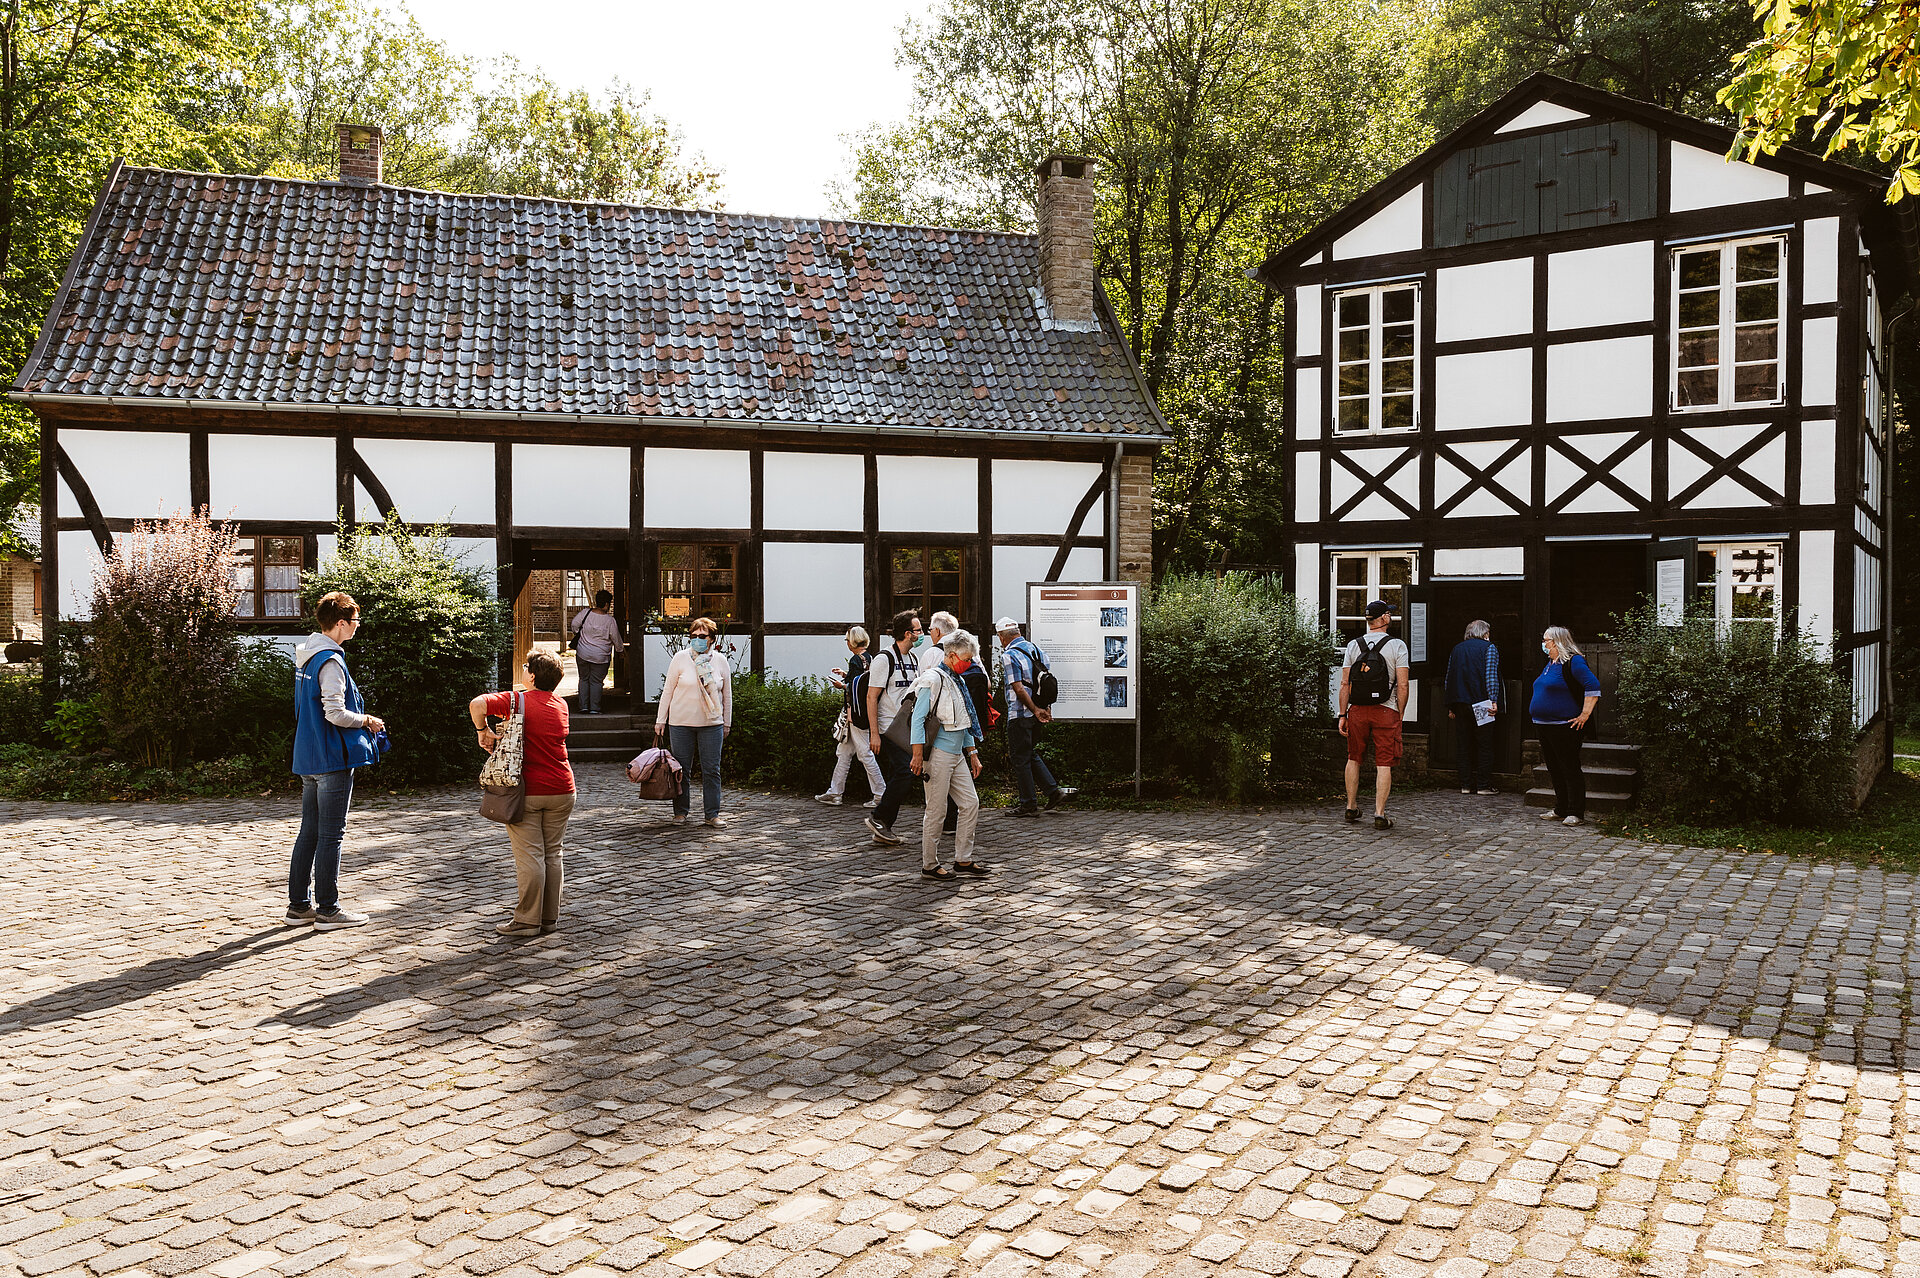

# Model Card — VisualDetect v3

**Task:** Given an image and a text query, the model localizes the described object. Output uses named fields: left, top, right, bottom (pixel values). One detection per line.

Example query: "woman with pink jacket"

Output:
left=654, top=617, right=732, bottom=827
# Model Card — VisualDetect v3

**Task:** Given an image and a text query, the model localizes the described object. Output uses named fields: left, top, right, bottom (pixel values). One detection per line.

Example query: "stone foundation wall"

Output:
left=1853, top=722, right=1890, bottom=810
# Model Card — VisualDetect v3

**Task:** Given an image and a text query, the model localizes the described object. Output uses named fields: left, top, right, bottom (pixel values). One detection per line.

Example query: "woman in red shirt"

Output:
left=468, top=650, right=576, bottom=937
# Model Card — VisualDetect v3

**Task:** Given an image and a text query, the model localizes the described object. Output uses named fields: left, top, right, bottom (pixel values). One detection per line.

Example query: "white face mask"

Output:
left=1542, top=642, right=1553, bottom=657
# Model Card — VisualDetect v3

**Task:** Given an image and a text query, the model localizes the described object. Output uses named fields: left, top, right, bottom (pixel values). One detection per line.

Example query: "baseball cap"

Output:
left=993, top=616, right=1021, bottom=632
left=1365, top=600, right=1393, bottom=619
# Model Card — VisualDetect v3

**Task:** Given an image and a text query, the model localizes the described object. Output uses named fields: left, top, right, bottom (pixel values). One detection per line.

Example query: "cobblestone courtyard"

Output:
left=3, top=772, right=1917, bottom=1278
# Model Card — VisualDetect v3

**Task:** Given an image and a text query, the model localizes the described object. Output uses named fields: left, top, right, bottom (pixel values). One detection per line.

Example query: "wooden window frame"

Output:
left=1329, top=550, right=1419, bottom=645
left=231, top=535, right=305, bottom=623
left=1670, top=234, right=1787, bottom=414
left=1332, top=282, right=1420, bottom=436
left=657, top=542, right=741, bottom=627
left=887, top=543, right=967, bottom=628
left=1697, top=540, right=1782, bottom=640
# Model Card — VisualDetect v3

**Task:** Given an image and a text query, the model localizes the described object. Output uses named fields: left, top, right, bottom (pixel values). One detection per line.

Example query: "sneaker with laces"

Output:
left=1044, top=786, right=1079, bottom=810
left=814, top=792, right=843, bottom=805
left=496, top=920, right=540, bottom=937
left=865, top=816, right=902, bottom=845
left=314, top=907, right=369, bottom=930
left=284, top=905, right=316, bottom=926
left=862, top=798, right=881, bottom=809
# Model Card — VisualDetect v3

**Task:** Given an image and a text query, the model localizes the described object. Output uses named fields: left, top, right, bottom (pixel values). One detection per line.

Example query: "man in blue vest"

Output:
left=288, top=591, right=385, bottom=929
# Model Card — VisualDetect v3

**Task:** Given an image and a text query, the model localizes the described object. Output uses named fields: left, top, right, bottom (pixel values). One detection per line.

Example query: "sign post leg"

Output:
left=1134, top=715, right=1142, bottom=798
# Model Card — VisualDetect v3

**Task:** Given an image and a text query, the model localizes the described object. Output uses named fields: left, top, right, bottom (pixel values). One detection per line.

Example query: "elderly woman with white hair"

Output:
left=908, top=629, right=989, bottom=881
left=1531, top=626, right=1602, bottom=826
left=1443, top=619, right=1503, bottom=795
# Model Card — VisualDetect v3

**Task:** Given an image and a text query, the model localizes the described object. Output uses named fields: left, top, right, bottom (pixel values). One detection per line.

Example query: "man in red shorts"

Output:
left=1337, top=600, right=1411, bottom=829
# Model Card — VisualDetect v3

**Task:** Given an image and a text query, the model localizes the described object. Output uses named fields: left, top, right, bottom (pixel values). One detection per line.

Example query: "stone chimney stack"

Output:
left=337, top=123, right=384, bottom=186
left=1035, top=153, right=1098, bottom=329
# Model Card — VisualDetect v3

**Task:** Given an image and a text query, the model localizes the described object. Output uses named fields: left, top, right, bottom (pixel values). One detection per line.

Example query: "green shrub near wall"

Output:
left=1611, top=606, right=1854, bottom=824
left=0, top=668, right=46, bottom=746
left=303, top=519, right=510, bottom=786
left=725, top=672, right=844, bottom=791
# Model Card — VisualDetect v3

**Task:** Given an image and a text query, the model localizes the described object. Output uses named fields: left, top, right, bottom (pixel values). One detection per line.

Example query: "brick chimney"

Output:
left=1035, top=153, right=1098, bottom=330
left=337, top=123, right=383, bottom=186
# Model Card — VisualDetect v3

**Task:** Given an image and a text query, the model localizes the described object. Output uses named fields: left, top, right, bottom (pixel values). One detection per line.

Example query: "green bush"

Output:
left=88, top=512, right=243, bottom=767
left=725, top=671, right=844, bottom=791
left=48, top=698, right=105, bottom=753
left=0, top=668, right=46, bottom=746
left=1141, top=572, right=1341, bottom=800
left=224, top=643, right=297, bottom=766
left=303, top=518, right=510, bottom=785
left=0, top=742, right=292, bottom=801
left=1611, top=605, right=1854, bottom=824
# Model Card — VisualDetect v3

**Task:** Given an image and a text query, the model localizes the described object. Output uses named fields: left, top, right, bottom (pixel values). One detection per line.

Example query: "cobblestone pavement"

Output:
left=4, top=773, right=1918, bottom=1278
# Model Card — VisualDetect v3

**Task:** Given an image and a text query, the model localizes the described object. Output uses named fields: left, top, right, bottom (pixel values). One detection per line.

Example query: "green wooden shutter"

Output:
left=1435, top=137, right=1537, bottom=248
left=1537, top=122, right=1658, bottom=232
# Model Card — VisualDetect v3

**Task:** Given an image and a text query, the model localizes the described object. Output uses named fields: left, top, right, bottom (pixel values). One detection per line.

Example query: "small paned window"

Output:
left=564, top=572, right=590, bottom=611
left=231, top=537, right=303, bottom=620
left=659, top=544, right=738, bottom=623
left=1695, top=541, right=1781, bottom=638
left=1330, top=551, right=1418, bottom=644
left=1334, top=284, right=1419, bottom=435
left=1672, top=237, right=1785, bottom=411
left=891, top=546, right=964, bottom=624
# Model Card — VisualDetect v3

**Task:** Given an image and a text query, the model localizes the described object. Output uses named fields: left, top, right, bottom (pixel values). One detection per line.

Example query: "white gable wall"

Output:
left=1295, top=285, right=1322, bottom=357
left=992, top=460, right=1105, bottom=535
left=1435, top=349, right=1531, bottom=430
left=1801, top=316, right=1838, bottom=407
left=516, top=443, right=631, bottom=528
left=1332, top=187, right=1423, bottom=260
left=1546, top=336, right=1653, bottom=422
left=1495, top=101, right=1590, bottom=133
left=878, top=456, right=977, bottom=532
left=1669, top=142, right=1790, bottom=211
left=1802, top=218, right=1839, bottom=305
left=1436, top=258, right=1532, bottom=341
left=1547, top=242, right=1654, bottom=329
left=644, top=447, right=750, bottom=528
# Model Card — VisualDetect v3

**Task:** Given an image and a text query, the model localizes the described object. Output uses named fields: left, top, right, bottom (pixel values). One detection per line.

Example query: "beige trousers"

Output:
left=920, top=748, right=979, bottom=870
left=506, top=793, right=574, bottom=926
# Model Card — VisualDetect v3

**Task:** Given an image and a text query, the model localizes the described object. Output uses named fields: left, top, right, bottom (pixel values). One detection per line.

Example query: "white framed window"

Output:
left=1330, top=550, right=1419, bottom=644
left=1671, top=235, right=1786, bottom=411
left=1696, top=541, right=1781, bottom=638
left=1334, top=283, right=1420, bottom=435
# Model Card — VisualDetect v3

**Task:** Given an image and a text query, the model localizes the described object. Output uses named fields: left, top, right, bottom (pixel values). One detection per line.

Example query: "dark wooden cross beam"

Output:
left=1045, top=461, right=1114, bottom=582
left=350, top=449, right=400, bottom=523
left=53, top=446, right=112, bottom=556
left=1542, top=430, right=1657, bottom=514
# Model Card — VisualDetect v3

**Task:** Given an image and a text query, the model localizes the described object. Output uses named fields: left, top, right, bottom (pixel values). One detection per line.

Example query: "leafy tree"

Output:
left=1719, top=0, right=1920, bottom=201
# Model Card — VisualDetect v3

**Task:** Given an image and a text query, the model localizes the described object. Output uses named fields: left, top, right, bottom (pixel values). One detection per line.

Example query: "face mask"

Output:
left=912, top=635, right=929, bottom=650
left=691, top=637, right=711, bottom=654
left=1541, top=642, right=1552, bottom=657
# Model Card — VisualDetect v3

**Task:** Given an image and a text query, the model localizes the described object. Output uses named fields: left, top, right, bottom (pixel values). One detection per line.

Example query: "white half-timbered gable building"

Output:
left=13, top=132, right=1162, bottom=700
left=1258, top=74, right=1916, bottom=781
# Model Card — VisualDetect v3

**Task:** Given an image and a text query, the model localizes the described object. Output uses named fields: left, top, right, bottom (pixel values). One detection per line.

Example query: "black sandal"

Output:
left=922, top=866, right=956, bottom=880
left=1374, top=815, right=1394, bottom=830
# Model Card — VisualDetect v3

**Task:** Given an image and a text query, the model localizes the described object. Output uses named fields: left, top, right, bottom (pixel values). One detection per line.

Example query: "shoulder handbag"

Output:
left=479, top=691, right=527, bottom=824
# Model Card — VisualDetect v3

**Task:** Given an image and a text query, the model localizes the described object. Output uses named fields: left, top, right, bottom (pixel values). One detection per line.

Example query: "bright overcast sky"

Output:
left=401, top=0, right=925, bottom=218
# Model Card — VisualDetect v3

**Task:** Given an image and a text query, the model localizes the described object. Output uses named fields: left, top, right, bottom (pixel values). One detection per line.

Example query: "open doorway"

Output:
left=510, top=551, right=630, bottom=712
left=1424, top=581, right=1526, bottom=776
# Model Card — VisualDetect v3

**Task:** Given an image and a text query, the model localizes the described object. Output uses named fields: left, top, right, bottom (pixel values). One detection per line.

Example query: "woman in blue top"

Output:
left=1530, top=625, right=1602, bottom=826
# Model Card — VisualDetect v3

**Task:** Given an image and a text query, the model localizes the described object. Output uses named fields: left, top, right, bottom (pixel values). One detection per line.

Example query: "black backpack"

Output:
left=1014, top=640, right=1059, bottom=707
left=849, top=649, right=909, bottom=731
left=1349, top=635, right=1395, bottom=706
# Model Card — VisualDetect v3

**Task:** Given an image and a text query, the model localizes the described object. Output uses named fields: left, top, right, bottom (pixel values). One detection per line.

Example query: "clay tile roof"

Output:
left=15, top=167, right=1168, bottom=440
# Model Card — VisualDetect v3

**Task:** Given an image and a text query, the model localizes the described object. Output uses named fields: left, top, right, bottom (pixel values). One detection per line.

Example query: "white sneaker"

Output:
left=1459, top=788, right=1472, bottom=794
left=314, top=907, right=369, bottom=930
left=1562, top=815, right=1584, bottom=826
left=814, top=792, right=843, bottom=805
left=1538, top=809, right=1562, bottom=820
left=862, top=798, right=880, bottom=809
left=704, top=815, right=727, bottom=828
left=1476, top=789, right=1500, bottom=796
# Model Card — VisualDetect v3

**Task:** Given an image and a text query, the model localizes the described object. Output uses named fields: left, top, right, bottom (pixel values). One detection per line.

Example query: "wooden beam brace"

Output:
left=1045, top=461, right=1113, bottom=582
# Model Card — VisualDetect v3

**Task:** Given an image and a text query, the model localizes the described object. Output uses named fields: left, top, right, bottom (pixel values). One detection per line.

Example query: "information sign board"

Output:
left=1026, top=582, right=1139, bottom=723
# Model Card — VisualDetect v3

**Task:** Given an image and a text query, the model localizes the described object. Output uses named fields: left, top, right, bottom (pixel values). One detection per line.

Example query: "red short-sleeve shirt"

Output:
left=483, top=690, right=575, bottom=796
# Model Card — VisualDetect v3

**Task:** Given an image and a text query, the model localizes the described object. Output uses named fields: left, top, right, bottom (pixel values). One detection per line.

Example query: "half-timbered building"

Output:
left=1258, top=74, right=1916, bottom=786
left=13, top=132, right=1161, bottom=703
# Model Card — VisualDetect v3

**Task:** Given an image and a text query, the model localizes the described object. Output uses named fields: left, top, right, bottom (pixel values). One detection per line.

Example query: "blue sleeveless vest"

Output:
left=292, top=649, right=380, bottom=775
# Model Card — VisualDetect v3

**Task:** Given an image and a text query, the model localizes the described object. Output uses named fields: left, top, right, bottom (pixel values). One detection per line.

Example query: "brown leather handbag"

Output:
left=478, top=692, right=526, bottom=824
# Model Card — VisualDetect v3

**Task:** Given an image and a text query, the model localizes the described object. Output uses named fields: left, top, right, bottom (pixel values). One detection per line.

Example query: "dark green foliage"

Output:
left=0, top=742, right=292, bottom=801
left=48, top=699, right=105, bottom=753
left=1611, top=606, right=1854, bottom=824
left=0, top=668, right=47, bottom=746
left=302, top=519, right=509, bottom=785
left=1141, top=572, right=1341, bottom=801
left=724, top=672, right=844, bottom=791
left=89, top=513, right=243, bottom=768
left=223, top=643, right=297, bottom=766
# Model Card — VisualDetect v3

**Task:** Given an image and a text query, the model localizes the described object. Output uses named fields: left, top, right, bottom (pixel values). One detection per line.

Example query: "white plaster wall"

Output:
left=763, top=452, right=863, bottom=531
left=1332, top=187, right=1423, bottom=260
left=446, top=537, right=497, bottom=576
left=1295, top=285, right=1322, bottom=358
left=1800, top=421, right=1836, bottom=506
left=315, top=534, right=338, bottom=567
left=640, top=634, right=752, bottom=703
left=1801, top=316, right=1837, bottom=407
left=1436, top=258, right=1532, bottom=342
left=239, top=633, right=301, bottom=659
left=1295, top=453, right=1321, bottom=524
left=1433, top=546, right=1524, bottom=577
left=763, top=542, right=864, bottom=623
left=645, top=447, right=749, bottom=529
left=1546, top=336, right=1653, bottom=422
left=878, top=456, right=977, bottom=533
left=1293, top=542, right=1321, bottom=626
left=58, top=530, right=103, bottom=619
left=58, top=430, right=190, bottom=519
left=1436, top=349, right=1532, bottom=430
left=354, top=438, right=495, bottom=525
left=515, top=444, right=629, bottom=528
left=762, top=635, right=853, bottom=685
left=991, top=545, right=1103, bottom=626
left=1799, top=528, right=1835, bottom=656
left=992, top=460, right=1105, bottom=535
left=1802, top=218, right=1839, bottom=306
left=1495, top=100, right=1589, bottom=133
left=208, top=434, right=336, bottom=522
left=1669, top=142, right=1790, bottom=212
left=1294, top=369, right=1322, bottom=441
left=1548, top=242, right=1655, bottom=330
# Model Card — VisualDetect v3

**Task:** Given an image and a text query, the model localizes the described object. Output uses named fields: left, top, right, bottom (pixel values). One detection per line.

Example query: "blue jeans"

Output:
left=289, top=768, right=355, bottom=912
left=669, top=724, right=724, bottom=819
left=1006, top=717, right=1058, bottom=810
left=576, top=657, right=609, bottom=712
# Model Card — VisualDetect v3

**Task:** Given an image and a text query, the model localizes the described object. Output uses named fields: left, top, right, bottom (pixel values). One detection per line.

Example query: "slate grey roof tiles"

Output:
left=17, top=168, right=1165, bottom=438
